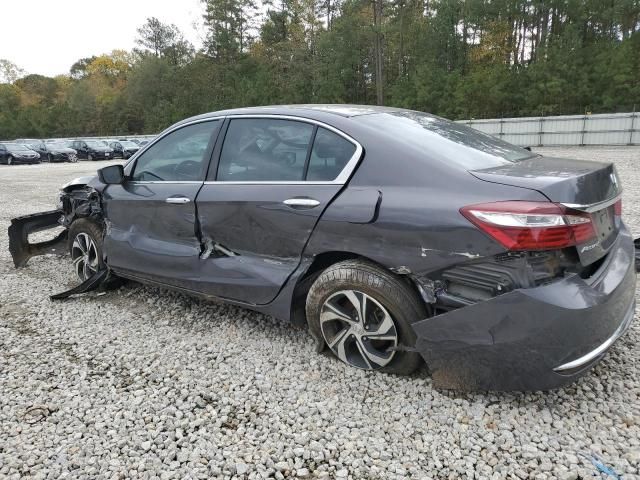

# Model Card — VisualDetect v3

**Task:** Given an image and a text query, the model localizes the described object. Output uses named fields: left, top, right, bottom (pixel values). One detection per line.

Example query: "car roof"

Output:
left=176, top=104, right=416, bottom=126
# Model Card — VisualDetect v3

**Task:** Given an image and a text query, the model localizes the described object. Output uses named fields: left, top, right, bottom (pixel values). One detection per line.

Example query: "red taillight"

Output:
left=460, top=201, right=596, bottom=251
left=614, top=199, right=622, bottom=216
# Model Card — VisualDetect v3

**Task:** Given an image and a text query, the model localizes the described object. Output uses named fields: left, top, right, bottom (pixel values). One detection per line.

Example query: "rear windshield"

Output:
left=357, top=111, right=536, bottom=169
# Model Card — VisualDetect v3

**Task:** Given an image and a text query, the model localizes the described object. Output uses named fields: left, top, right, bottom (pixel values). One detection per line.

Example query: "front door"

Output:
left=195, top=117, right=361, bottom=304
left=103, top=120, right=222, bottom=290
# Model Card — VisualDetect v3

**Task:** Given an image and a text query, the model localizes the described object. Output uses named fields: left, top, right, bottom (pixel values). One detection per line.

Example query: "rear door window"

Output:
left=306, top=128, right=357, bottom=181
left=216, top=119, right=314, bottom=181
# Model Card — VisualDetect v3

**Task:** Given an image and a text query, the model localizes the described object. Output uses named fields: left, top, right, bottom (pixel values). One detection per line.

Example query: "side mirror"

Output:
left=98, top=164, right=125, bottom=184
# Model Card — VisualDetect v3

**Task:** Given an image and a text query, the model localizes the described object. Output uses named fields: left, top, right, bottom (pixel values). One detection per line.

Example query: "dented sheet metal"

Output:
left=412, top=229, right=636, bottom=391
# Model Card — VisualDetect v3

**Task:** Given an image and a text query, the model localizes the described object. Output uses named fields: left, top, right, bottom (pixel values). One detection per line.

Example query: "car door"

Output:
left=195, top=116, right=362, bottom=304
left=102, top=119, right=222, bottom=290
left=74, top=141, right=87, bottom=159
left=0, top=144, right=6, bottom=164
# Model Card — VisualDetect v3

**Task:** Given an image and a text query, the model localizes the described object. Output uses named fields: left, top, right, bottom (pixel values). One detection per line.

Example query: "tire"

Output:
left=7, top=155, right=13, bottom=165
left=306, top=259, right=428, bottom=375
left=87, top=153, right=93, bottom=161
left=68, top=219, right=105, bottom=282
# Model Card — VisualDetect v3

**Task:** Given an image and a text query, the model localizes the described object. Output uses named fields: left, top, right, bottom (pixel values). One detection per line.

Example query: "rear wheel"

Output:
left=68, top=219, right=105, bottom=282
left=306, top=259, right=427, bottom=375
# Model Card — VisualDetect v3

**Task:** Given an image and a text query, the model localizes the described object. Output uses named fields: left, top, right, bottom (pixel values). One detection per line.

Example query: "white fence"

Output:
left=457, top=111, right=640, bottom=147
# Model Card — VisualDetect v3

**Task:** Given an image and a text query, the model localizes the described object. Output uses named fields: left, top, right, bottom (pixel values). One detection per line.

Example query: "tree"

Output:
left=69, top=57, right=97, bottom=79
left=0, top=59, right=25, bottom=84
left=136, top=17, right=180, bottom=56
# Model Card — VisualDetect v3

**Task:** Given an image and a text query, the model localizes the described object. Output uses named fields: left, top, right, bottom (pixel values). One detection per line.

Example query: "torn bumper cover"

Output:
left=412, top=228, right=637, bottom=391
left=8, top=210, right=67, bottom=268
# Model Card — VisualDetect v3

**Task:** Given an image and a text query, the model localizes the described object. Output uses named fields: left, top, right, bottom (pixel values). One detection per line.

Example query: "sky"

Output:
left=0, top=0, right=204, bottom=77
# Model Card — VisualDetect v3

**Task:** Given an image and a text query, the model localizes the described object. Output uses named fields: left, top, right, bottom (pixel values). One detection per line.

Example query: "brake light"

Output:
left=460, top=201, right=596, bottom=250
left=614, top=199, right=622, bottom=216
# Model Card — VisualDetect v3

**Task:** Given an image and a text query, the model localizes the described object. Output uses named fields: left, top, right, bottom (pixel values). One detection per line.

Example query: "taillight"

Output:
left=460, top=201, right=596, bottom=251
left=614, top=199, right=622, bottom=216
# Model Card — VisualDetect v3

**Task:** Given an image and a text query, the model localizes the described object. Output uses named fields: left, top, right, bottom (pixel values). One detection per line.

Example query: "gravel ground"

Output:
left=1, top=148, right=639, bottom=480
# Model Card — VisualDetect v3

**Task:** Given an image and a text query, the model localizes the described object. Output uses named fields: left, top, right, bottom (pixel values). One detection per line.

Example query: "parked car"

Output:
left=71, top=140, right=114, bottom=160
left=0, top=142, right=41, bottom=164
left=43, top=142, right=79, bottom=163
left=16, top=140, right=78, bottom=163
left=8, top=105, right=637, bottom=391
left=109, top=140, right=140, bottom=159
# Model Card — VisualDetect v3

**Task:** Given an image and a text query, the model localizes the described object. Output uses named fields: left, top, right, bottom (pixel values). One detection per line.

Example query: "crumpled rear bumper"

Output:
left=412, top=227, right=637, bottom=391
left=8, top=210, right=67, bottom=268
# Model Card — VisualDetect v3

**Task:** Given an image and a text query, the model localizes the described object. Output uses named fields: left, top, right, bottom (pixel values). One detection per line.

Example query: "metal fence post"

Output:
left=538, top=114, right=544, bottom=147
left=580, top=113, right=587, bottom=146
left=629, top=106, right=636, bottom=146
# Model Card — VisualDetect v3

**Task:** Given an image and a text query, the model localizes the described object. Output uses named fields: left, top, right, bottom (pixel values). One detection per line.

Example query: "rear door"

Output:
left=195, top=116, right=362, bottom=304
left=103, top=120, right=222, bottom=290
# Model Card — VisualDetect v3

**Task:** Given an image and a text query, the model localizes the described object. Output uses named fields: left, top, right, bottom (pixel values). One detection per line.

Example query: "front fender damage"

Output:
left=8, top=183, right=112, bottom=298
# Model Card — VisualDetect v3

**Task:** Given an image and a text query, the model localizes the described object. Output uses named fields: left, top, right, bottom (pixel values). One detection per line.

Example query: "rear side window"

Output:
left=307, top=128, right=357, bottom=181
left=131, top=121, right=220, bottom=182
left=216, top=119, right=314, bottom=181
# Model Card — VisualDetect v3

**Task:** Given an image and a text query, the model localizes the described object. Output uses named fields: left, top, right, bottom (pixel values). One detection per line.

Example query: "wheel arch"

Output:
left=289, top=250, right=428, bottom=327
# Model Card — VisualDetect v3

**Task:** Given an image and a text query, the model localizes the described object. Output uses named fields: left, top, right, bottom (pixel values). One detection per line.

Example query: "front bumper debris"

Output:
left=8, top=210, right=67, bottom=268
left=412, top=228, right=637, bottom=391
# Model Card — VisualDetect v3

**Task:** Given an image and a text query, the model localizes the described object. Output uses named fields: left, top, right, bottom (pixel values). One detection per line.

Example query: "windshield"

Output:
left=86, top=141, right=105, bottom=148
left=358, top=111, right=536, bottom=169
left=6, top=143, right=31, bottom=151
left=120, top=141, right=138, bottom=148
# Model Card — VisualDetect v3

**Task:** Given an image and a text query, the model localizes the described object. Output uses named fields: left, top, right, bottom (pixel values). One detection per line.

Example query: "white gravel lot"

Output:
left=1, top=148, right=639, bottom=480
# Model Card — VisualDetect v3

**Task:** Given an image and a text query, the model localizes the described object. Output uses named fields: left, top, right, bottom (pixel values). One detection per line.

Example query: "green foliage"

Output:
left=1, top=2, right=639, bottom=139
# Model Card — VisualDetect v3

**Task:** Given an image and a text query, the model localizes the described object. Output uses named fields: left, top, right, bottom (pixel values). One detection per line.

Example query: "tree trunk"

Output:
left=373, top=0, right=384, bottom=105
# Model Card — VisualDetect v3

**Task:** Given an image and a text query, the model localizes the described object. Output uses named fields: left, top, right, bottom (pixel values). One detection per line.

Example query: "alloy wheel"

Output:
left=71, top=232, right=99, bottom=281
left=319, top=290, right=398, bottom=370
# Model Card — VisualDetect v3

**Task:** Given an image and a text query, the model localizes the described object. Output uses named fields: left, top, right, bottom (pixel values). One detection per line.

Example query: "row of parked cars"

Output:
left=0, top=136, right=155, bottom=165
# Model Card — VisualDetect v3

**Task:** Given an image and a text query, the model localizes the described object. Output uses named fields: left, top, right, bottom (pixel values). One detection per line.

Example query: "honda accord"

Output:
left=8, top=105, right=637, bottom=391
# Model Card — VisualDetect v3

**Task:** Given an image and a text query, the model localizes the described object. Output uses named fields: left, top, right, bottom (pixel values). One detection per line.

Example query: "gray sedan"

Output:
left=8, top=105, right=637, bottom=391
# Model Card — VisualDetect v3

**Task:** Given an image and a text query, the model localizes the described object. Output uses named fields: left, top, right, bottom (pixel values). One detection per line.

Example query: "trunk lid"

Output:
left=470, top=156, right=622, bottom=265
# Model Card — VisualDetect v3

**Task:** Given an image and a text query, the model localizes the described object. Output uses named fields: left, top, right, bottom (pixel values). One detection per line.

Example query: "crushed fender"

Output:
left=50, top=269, right=108, bottom=300
left=8, top=210, right=67, bottom=268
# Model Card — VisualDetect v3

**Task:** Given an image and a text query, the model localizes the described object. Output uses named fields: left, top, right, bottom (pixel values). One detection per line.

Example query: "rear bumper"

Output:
left=412, top=226, right=637, bottom=391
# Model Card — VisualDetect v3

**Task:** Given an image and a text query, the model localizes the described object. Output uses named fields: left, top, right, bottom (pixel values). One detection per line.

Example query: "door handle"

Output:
left=165, top=197, right=190, bottom=204
left=283, top=198, right=320, bottom=208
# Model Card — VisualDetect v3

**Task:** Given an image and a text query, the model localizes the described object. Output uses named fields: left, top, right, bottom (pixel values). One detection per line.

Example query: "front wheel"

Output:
left=306, top=260, right=428, bottom=375
left=68, top=219, right=105, bottom=282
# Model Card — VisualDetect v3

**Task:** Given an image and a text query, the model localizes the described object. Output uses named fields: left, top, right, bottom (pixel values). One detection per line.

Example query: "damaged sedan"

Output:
left=8, top=105, right=638, bottom=391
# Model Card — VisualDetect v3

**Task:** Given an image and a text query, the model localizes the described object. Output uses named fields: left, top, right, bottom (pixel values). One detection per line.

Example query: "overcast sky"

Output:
left=0, top=0, right=204, bottom=77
